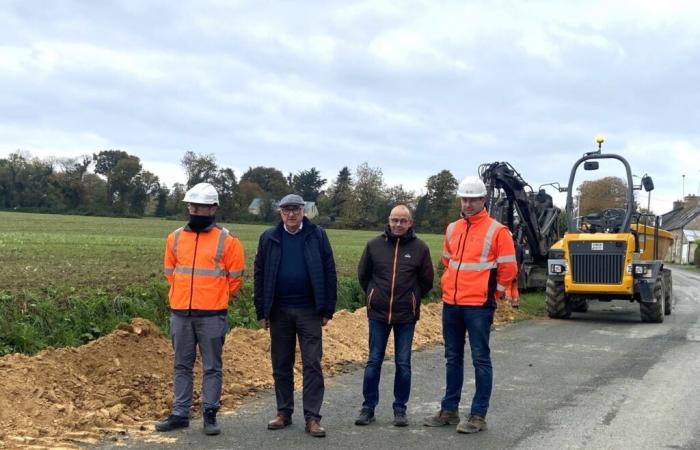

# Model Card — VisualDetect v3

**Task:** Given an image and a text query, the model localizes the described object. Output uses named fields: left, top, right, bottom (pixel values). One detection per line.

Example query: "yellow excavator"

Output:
left=546, top=137, right=673, bottom=322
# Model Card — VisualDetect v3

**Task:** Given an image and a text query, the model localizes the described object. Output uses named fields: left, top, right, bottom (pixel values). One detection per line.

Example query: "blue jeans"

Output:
left=440, top=303, right=495, bottom=417
left=361, top=320, right=416, bottom=414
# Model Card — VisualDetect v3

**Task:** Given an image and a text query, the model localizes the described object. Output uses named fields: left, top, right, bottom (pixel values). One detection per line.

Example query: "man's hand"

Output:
left=259, top=319, right=269, bottom=330
left=322, top=317, right=330, bottom=327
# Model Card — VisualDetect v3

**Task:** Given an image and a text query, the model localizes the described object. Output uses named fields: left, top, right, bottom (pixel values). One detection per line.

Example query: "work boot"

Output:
left=203, top=408, right=220, bottom=435
left=155, top=414, right=189, bottom=432
left=305, top=419, right=326, bottom=437
left=423, top=409, right=460, bottom=427
left=456, top=414, right=488, bottom=434
left=393, top=411, right=408, bottom=427
left=354, top=409, right=375, bottom=426
left=267, top=414, right=292, bottom=430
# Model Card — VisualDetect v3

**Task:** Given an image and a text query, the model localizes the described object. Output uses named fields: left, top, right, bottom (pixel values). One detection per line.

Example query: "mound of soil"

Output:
left=0, top=303, right=519, bottom=448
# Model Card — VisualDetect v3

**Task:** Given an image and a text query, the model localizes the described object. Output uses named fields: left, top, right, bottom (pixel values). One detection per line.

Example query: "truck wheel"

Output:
left=640, top=276, right=665, bottom=323
left=571, top=299, right=588, bottom=312
left=663, top=269, right=672, bottom=315
left=546, top=277, right=570, bottom=319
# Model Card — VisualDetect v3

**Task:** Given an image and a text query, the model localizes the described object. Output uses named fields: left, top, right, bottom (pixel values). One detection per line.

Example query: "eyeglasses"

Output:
left=281, top=207, right=303, bottom=215
left=389, top=218, right=410, bottom=225
left=187, top=203, right=214, bottom=211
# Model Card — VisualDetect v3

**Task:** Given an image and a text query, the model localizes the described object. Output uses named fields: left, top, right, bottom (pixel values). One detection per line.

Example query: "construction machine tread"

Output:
left=663, top=269, right=672, bottom=315
left=546, top=277, right=570, bottom=319
left=640, top=275, right=664, bottom=323
left=570, top=299, right=588, bottom=312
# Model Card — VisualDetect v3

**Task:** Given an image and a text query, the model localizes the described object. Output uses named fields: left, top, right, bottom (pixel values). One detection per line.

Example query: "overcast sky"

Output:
left=2, top=0, right=699, bottom=214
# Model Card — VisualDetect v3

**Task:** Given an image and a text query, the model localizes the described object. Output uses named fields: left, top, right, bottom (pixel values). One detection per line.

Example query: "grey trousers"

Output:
left=270, top=306, right=324, bottom=422
left=169, top=313, right=228, bottom=417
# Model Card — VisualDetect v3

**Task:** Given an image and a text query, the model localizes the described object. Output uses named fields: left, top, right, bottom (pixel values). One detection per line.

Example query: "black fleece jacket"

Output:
left=357, top=226, right=434, bottom=324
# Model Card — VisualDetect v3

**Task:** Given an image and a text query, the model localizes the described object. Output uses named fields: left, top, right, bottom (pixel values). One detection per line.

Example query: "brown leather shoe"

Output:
left=267, top=414, right=292, bottom=430
left=305, top=419, right=326, bottom=437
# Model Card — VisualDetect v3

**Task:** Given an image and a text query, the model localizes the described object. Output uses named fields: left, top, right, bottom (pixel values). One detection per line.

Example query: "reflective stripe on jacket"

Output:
left=164, top=224, right=245, bottom=312
left=440, top=209, right=517, bottom=307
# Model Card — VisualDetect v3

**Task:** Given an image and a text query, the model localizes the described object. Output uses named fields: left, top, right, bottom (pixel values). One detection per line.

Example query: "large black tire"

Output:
left=663, top=269, right=673, bottom=316
left=546, top=277, right=570, bottom=319
left=571, top=299, right=589, bottom=312
left=640, top=276, right=665, bottom=323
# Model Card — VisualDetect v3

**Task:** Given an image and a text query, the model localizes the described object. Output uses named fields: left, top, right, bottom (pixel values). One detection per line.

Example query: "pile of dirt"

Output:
left=0, top=303, right=520, bottom=448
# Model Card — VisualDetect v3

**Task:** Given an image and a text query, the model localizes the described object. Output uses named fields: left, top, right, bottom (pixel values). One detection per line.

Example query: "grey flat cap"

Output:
left=278, top=194, right=305, bottom=207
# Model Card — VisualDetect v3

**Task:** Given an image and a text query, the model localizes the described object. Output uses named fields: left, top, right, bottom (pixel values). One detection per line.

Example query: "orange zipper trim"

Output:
left=388, top=239, right=400, bottom=323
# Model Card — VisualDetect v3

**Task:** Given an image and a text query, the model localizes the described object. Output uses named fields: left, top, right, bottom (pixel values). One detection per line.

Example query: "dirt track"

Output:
left=0, top=303, right=519, bottom=449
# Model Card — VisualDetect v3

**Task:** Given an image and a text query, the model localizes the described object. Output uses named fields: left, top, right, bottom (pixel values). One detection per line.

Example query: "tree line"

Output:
left=0, top=150, right=464, bottom=232
left=1, top=149, right=637, bottom=233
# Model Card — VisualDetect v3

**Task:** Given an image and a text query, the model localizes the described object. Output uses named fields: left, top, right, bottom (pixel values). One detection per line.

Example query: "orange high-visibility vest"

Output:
left=164, top=225, right=245, bottom=312
left=441, top=209, right=517, bottom=306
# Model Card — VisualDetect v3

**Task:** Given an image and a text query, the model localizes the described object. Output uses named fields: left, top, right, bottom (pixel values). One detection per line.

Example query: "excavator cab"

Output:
left=545, top=137, right=674, bottom=323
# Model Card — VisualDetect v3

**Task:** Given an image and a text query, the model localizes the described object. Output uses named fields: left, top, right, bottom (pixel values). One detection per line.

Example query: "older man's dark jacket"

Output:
left=358, top=226, right=434, bottom=324
left=254, top=217, right=337, bottom=320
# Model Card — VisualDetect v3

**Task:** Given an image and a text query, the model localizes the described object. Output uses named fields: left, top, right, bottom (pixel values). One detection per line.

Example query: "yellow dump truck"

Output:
left=546, top=138, right=673, bottom=323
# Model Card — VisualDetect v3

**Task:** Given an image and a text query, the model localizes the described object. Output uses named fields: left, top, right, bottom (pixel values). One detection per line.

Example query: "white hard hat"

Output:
left=456, top=176, right=487, bottom=198
left=183, top=183, right=219, bottom=205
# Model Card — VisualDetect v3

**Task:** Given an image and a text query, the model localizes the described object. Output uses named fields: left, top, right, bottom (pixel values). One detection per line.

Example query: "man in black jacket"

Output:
left=355, top=204, right=434, bottom=427
left=253, top=194, right=337, bottom=438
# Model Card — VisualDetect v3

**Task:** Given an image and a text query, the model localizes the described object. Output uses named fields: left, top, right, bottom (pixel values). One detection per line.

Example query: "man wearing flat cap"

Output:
left=253, top=194, right=337, bottom=438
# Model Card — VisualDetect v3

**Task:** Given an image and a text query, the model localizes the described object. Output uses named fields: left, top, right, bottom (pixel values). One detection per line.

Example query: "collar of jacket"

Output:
left=271, top=216, right=315, bottom=242
left=460, top=208, right=489, bottom=225
left=382, top=225, right=416, bottom=243
left=183, top=222, right=218, bottom=232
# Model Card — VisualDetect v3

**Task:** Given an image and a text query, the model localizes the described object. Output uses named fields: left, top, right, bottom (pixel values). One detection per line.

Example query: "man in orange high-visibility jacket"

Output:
left=156, top=183, right=245, bottom=436
left=424, top=176, right=517, bottom=434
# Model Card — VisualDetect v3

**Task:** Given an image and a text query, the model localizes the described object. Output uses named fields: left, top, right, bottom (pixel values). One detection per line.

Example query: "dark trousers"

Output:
left=270, top=306, right=324, bottom=422
left=440, top=303, right=495, bottom=417
left=361, top=319, right=416, bottom=414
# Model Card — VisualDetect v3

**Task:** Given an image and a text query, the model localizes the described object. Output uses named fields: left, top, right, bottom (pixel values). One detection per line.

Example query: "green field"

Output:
left=0, top=211, right=543, bottom=355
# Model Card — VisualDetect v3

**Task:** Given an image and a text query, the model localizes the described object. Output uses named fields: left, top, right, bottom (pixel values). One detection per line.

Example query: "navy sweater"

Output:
left=274, top=230, right=314, bottom=308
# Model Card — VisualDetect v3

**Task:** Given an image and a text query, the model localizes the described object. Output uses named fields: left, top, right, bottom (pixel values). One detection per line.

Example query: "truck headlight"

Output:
left=548, top=259, right=567, bottom=275
left=632, top=264, right=653, bottom=278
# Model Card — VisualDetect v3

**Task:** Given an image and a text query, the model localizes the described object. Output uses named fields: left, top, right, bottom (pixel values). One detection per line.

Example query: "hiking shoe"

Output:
left=155, top=414, right=189, bottom=432
left=456, top=414, right=488, bottom=434
left=355, top=408, right=376, bottom=426
left=423, top=409, right=460, bottom=427
left=203, top=408, right=220, bottom=435
left=305, top=419, right=326, bottom=437
left=393, top=411, right=408, bottom=427
left=354, top=409, right=375, bottom=426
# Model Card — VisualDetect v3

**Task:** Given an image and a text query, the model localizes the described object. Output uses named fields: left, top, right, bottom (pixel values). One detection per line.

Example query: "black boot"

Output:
left=155, top=414, right=189, bottom=432
left=203, top=408, right=221, bottom=435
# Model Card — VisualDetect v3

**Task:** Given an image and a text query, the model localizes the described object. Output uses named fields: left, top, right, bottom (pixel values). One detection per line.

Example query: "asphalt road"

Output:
left=99, top=267, right=700, bottom=450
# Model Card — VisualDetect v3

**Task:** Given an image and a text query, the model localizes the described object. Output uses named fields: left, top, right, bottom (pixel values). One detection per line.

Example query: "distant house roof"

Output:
left=248, top=198, right=263, bottom=209
left=661, top=206, right=700, bottom=231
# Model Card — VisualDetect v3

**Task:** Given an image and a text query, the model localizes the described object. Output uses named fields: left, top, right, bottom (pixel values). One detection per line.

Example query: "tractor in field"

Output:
left=545, top=137, right=673, bottom=323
